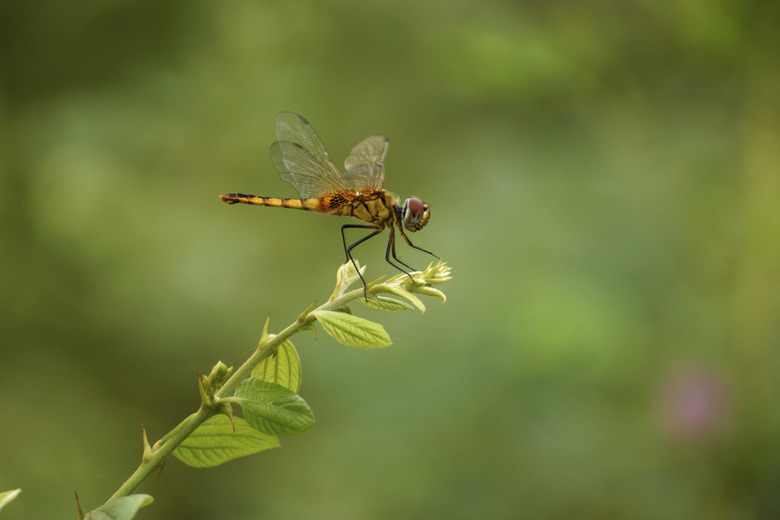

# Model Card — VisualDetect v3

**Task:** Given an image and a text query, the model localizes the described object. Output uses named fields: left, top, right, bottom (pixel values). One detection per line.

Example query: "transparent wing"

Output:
left=270, top=141, right=350, bottom=198
left=270, top=112, right=349, bottom=198
left=274, top=112, right=342, bottom=196
left=342, top=135, right=389, bottom=191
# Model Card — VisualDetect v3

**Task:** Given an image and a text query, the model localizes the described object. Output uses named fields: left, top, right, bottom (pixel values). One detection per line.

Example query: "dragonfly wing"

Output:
left=271, top=112, right=350, bottom=198
left=275, top=112, right=343, bottom=178
left=270, top=141, right=348, bottom=199
left=343, top=135, right=388, bottom=191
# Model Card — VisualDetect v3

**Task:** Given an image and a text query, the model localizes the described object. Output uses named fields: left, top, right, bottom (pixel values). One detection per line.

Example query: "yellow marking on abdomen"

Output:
left=219, top=193, right=319, bottom=211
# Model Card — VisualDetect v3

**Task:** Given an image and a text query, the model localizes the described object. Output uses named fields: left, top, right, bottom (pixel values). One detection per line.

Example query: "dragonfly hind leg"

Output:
left=341, top=224, right=384, bottom=296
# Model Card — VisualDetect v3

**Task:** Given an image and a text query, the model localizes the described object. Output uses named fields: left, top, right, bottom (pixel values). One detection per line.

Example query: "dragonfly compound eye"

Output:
left=402, top=196, right=430, bottom=232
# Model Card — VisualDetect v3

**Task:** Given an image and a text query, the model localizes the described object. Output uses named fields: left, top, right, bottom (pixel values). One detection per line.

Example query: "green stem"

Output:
left=103, top=286, right=366, bottom=504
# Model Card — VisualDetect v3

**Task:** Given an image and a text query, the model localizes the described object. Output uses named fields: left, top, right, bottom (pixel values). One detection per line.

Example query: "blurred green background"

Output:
left=2, top=0, right=780, bottom=518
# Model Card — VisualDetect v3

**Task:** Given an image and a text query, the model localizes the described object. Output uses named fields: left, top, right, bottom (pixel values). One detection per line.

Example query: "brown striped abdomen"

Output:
left=219, top=193, right=321, bottom=211
left=219, top=190, right=397, bottom=225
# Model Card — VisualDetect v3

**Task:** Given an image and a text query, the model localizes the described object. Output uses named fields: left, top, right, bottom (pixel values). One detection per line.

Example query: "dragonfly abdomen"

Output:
left=219, top=193, right=320, bottom=211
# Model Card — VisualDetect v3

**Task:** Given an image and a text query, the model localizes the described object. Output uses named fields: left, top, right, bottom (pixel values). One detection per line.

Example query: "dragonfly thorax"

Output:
left=401, top=196, right=430, bottom=232
left=349, top=191, right=395, bottom=224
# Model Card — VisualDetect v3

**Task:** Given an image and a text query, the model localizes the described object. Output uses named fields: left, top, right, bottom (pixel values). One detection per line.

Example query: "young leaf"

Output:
left=83, top=494, right=154, bottom=520
left=251, top=340, right=301, bottom=392
left=234, top=378, right=315, bottom=436
left=358, top=295, right=416, bottom=312
left=0, top=489, right=21, bottom=512
left=378, top=285, right=426, bottom=313
left=410, top=285, right=447, bottom=303
left=173, top=415, right=279, bottom=468
left=312, top=310, right=392, bottom=348
left=330, top=260, right=366, bottom=300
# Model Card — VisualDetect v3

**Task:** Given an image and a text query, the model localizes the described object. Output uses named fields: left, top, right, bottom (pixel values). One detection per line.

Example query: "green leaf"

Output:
left=313, top=310, right=392, bottom=348
left=234, top=378, right=315, bottom=436
left=330, top=260, right=366, bottom=300
left=410, top=285, right=447, bottom=303
left=0, top=489, right=21, bottom=512
left=358, top=295, right=416, bottom=312
left=379, top=285, right=426, bottom=313
left=251, top=341, right=301, bottom=392
left=83, top=495, right=154, bottom=520
left=173, top=415, right=279, bottom=468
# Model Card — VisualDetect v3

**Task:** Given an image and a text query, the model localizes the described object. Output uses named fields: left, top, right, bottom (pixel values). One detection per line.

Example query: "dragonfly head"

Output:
left=401, top=196, right=430, bottom=232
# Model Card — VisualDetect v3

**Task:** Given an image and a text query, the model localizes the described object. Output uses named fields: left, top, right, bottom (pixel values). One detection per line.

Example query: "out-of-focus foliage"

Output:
left=1, top=0, right=779, bottom=518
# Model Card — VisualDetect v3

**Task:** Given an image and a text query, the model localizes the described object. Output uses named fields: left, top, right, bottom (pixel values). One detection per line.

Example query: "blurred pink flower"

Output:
left=659, top=363, right=729, bottom=439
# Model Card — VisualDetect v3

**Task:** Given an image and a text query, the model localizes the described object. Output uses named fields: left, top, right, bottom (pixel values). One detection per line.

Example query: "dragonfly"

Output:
left=220, top=112, right=437, bottom=294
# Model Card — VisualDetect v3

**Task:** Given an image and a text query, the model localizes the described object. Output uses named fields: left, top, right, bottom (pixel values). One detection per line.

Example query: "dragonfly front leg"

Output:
left=397, top=226, right=440, bottom=260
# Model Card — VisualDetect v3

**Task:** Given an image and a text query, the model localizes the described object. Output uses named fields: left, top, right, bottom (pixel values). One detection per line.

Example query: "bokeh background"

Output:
left=2, top=0, right=779, bottom=518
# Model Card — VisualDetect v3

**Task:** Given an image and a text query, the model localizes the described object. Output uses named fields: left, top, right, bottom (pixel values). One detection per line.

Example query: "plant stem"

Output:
left=103, top=286, right=365, bottom=504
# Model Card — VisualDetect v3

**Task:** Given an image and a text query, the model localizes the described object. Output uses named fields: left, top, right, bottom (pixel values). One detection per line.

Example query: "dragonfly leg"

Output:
left=385, top=226, right=416, bottom=280
left=341, top=224, right=384, bottom=297
left=397, top=226, right=440, bottom=260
